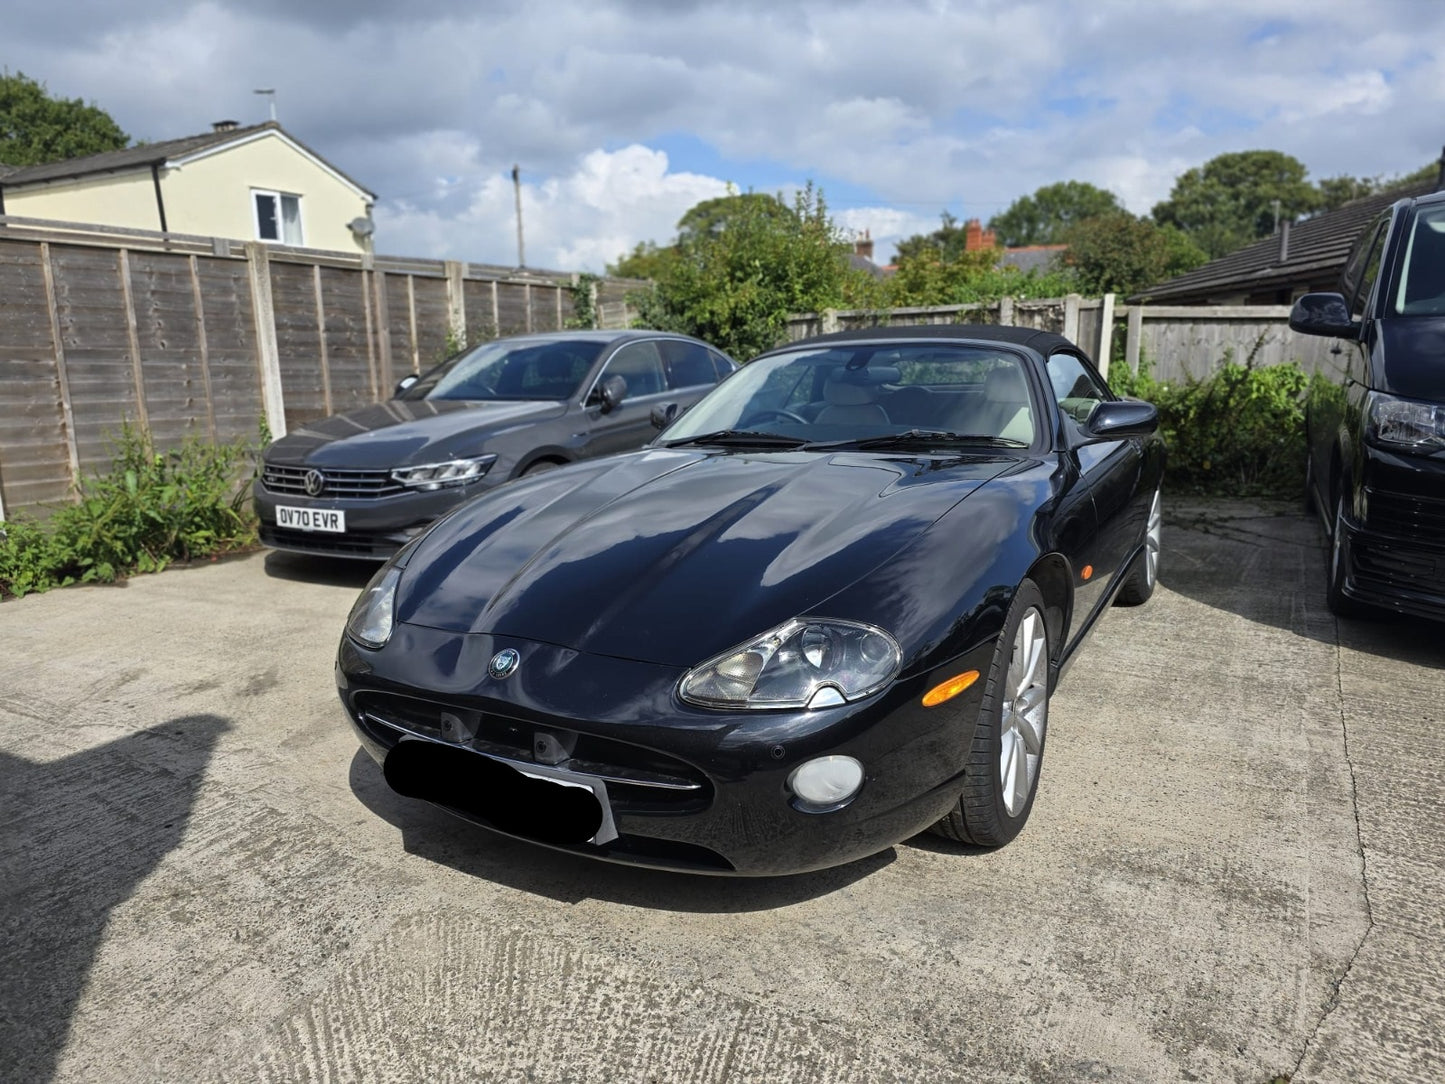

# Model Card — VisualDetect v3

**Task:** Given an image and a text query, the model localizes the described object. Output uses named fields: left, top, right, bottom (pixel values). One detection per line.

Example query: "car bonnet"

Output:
left=394, top=447, right=1015, bottom=667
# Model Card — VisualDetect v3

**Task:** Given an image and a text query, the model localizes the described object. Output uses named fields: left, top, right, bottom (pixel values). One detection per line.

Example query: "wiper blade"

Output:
left=805, top=429, right=1029, bottom=451
left=661, top=429, right=810, bottom=449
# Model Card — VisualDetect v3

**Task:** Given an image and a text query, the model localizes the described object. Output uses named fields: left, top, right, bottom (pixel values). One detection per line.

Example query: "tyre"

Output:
left=522, top=459, right=562, bottom=477
left=1115, top=486, right=1162, bottom=606
left=930, top=578, right=1050, bottom=847
left=1325, top=490, right=1367, bottom=619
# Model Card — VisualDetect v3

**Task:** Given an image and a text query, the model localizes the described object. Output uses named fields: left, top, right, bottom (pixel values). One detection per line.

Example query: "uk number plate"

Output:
left=275, top=505, right=346, bottom=533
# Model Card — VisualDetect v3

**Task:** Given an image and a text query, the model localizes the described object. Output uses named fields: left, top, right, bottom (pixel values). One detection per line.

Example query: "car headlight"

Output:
left=1366, top=391, right=1445, bottom=453
left=679, top=618, right=901, bottom=710
left=391, top=454, right=498, bottom=490
left=346, top=565, right=402, bottom=649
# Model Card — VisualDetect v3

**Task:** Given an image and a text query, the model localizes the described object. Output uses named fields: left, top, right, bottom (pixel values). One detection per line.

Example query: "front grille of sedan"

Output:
left=1365, top=488, right=1445, bottom=537
left=353, top=691, right=714, bottom=814
left=261, top=463, right=404, bottom=498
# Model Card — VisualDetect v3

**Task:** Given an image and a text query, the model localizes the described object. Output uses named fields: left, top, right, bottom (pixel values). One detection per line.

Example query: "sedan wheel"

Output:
left=1116, top=487, right=1161, bottom=606
left=930, top=578, right=1050, bottom=847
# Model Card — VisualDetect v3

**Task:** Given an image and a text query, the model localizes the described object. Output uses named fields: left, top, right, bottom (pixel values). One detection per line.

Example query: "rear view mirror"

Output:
left=394, top=373, right=419, bottom=396
left=1289, top=292, right=1360, bottom=339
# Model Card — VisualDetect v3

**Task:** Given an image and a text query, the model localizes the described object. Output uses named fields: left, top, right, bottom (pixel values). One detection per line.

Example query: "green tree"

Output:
left=607, top=240, right=677, bottom=280
left=892, top=211, right=978, bottom=264
left=1314, top=174, right=1377, bottom=213
left=675, top=192, right=795, bottom=243
left=647, top=183, right=857, bottom=359
left=1063, top=213, right=1206, bottom=296
left=0, top=71, right=128, bottom=167
left=988, top=181, right=1123, bottom=246
left=1152, top=150, right=1317, bottom=259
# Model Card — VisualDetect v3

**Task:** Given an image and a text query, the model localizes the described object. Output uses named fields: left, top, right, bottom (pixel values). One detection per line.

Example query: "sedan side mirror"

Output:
left=596, top=374, right=628, bottom=413
left=1083, top=399, right=1158, bottom=440
left=650, top=402, right=679, bottom=429
left=394, top=373, right=420, bottom=397
left=1289, top=292, right=1360, bottom=339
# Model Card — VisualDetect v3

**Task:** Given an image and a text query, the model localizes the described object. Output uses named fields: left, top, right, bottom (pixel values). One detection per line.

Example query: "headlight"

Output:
left=679, top=618, right=901, bottom=710
left=391, top=454, right=497, bottom=490
left=1366, top=391, right=1445, bottom=453
left=346, top=565, right=402, bottom=649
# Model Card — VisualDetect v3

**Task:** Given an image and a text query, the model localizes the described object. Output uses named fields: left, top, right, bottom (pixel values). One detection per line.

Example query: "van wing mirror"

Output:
left=1289, top=292, right=1360, bottom=339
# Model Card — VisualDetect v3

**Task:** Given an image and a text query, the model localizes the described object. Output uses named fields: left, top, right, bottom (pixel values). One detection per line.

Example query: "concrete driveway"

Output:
left=1, top=500, right=1441, bottom=1083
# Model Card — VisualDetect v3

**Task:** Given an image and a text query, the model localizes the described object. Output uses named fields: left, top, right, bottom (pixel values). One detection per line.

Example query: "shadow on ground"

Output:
left=347, top=749, right=895, bottom=909
left=262, top=550, right=380, bottom=589
left=0, top=715, right=229, bottom=1084
left=1159, top=499, right=1445, bottom=670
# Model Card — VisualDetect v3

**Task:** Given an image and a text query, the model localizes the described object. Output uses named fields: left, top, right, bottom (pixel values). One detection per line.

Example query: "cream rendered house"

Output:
left=0, top=121, right=376, bottom=253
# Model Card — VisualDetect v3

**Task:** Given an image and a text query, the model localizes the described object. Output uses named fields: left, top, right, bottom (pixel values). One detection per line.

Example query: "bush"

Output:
left=1112, top=355, right=1308, bottom=499
left=0, top=423, right=260, bottom=599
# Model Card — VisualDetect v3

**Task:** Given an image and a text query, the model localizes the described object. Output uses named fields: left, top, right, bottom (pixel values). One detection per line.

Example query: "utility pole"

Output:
left=512, top=164, right=526, bottom=268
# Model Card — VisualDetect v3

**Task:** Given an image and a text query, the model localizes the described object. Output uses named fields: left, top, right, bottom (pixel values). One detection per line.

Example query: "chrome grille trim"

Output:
left=262, top=463, right=404, bottom=498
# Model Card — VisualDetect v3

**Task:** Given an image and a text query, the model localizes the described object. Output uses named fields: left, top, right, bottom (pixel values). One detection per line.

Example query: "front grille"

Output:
left=262, top=463, right=404, bottom=498
left=1352, top=537, right=1444, bottom=600
left=354, top=691, right=713, bottom=814
left=1365, top=487, right=1445, bottom=538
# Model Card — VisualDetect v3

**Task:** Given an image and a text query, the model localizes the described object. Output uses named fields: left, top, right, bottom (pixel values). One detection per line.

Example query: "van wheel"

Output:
left=1325, top=490, right=1366, bottom=619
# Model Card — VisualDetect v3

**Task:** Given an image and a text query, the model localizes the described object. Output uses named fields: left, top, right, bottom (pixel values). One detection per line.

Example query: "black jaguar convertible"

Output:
left=337, top=325, right=1165, bottom=875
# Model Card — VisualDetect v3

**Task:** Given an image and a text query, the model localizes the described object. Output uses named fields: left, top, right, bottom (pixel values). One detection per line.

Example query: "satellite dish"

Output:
left=347, top=216, right=375, bottom=238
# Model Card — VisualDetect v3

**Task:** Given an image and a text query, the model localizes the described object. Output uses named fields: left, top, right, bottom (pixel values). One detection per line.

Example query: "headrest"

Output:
left=824, top=375, right=878, bottom=406
left=984, top=365, right=1029, bottom=404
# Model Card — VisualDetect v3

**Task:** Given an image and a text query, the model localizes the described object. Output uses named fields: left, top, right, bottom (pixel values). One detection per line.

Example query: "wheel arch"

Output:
left=1025, top=553, right=1072, bottom=672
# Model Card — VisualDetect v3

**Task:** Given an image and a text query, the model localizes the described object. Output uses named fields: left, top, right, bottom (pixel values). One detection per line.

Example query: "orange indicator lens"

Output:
left=922, top=670, right=980, bottom=707
left=1081, top=565, right=1093, bottom=580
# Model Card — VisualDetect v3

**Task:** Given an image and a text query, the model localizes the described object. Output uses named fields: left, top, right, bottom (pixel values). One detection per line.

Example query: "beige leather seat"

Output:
left=817, top=373, right=890, bottom=426
left=977, top=366, right=1033, bottom=443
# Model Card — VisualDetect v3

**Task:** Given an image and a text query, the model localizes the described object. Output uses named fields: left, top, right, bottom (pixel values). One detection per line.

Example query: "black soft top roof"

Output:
left=768, top=323, right=1081, bottom=359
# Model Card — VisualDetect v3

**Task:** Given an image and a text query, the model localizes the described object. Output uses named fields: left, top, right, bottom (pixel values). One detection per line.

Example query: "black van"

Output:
left=1290, top=187, right=1445, bottom=621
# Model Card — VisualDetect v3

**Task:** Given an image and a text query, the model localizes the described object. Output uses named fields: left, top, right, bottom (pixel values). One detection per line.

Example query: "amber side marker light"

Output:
left=922, top=670, right=980, bottom=707
left=1081, top=565, right=1094, bottom=581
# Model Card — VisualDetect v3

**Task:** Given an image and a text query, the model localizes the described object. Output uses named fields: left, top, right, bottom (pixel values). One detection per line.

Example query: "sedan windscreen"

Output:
left=401, top=338, right=607, bottom=401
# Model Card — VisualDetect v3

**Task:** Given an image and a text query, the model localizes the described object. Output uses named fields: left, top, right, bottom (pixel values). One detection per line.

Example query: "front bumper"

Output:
left=253, top=477, right=493, bottom=559
left=1340, top=450, right=1445, bottom=621
left=337, top=626, right=995, bottom=876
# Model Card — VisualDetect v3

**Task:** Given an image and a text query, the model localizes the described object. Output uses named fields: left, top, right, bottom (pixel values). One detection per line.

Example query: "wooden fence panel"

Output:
left=0, top=240, right=72, bottom=512
left=495, top=283, right=531, bottom=335
left=128, top=250, right=209, bottom=448
left=386, top=274, right=417, bottom=376
left=270, top=260, right=328, bottom=431
left=412, top=275, right=450, bottom=370
left=319, top=266, right=375, bottom=412
left=193, top=257, right=263, bottom=444
left=48, top=244, right=141, bottom=476
left=530, top=284, right=563, bottom=333
left=461, top=280, right=499, bottom=342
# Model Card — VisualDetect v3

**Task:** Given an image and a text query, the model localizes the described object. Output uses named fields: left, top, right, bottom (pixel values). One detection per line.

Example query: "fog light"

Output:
left=788, top=755, right=864, bottom=812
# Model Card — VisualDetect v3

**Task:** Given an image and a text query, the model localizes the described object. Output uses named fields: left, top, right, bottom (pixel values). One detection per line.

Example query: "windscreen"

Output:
left=1394, top=206, right=1445, bottom=316
left=660, top=342, right=1037, bottom=446
left=399, top=338, right=605, bottom=401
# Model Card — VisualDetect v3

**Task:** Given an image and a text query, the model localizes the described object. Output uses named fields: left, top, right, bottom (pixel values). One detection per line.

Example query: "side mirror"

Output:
left=394, top=373, right=420, bottom=396
left=596, top=374, right=628, bottom=413
left=650, top=402, right=679, bottom=429
left=1083, top=399, right=1158, bottom=440
left=1288, top=292, right=1360, bottom=339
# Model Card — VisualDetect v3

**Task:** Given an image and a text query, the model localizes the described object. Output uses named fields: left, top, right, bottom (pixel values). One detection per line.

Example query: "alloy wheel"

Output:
left=999, top=607, right=1048, bottom=816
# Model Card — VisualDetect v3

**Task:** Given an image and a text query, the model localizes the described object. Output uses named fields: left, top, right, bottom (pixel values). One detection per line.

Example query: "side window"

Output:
left=1341, top=215, right=1388, bottom=320
left=1046, top=352, right=1110, bottom=424
left=709, top=351, right=735, bottom=381
left=657, top=339, right=717, bottom=389
left=600, top=341, right=666, bottom=398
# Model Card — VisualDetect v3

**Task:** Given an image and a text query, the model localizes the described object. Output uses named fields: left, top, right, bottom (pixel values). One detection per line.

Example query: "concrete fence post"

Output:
left=821, top=308, right=839, bottom=334
left=999, top=295, right=1015, bottom=325
left=1097, top=293, right=1116, bottom=378
left=1063, top=293, right=1082, bottom=344
left=245, top=241, right=288, bottom=439
left=445, top=260, right=467, bottom=349
left=1126, top=304, right=1144, bottom=375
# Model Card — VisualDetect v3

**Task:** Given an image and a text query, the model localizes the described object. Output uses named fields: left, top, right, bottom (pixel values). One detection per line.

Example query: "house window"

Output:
left=253, top=190, right=303, bottom=245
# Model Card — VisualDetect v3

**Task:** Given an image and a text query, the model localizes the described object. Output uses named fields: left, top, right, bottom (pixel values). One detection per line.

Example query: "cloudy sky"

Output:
left=7, top=0, right=1443, bottom=270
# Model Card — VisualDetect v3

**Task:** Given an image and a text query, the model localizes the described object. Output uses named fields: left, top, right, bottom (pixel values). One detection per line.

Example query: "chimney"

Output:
left=964, top=219, right=997, bottom=252
left=854, top=229, right=874, bottom=262
left=1279, top=219, right=1291, bottom=263
left=212, top=120, right=239, bottom=133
